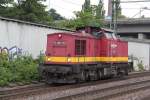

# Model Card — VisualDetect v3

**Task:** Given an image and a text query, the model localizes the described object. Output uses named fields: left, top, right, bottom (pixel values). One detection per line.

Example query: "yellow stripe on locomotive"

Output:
left=45, top=56, right=128, bottom=63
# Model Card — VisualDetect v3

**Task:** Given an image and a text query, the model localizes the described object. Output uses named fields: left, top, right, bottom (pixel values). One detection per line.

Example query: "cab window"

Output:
left=75, top=40, right=86, bottom=55
left=112, top=33, right=117, bottom=40
left=105, top=32, right=113, bottom=39
left=93, top=31, right=104, bottom=38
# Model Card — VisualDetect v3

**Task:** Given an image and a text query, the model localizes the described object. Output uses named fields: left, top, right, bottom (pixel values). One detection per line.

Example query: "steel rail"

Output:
left=0, top=71, right=150, bottom=100
left=120, top=0, right=150, bottom=3
left=54, top=79, right=150, bottom=100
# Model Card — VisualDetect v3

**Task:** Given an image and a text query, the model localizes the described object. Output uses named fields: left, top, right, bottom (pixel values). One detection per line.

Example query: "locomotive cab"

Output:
left=76, top=26, right=118, bottom=42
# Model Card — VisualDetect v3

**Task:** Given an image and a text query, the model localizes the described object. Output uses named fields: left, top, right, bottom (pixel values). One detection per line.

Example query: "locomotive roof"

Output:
left=47, top=27, right=114, bottom=38
left=101, top=28, right=114, bottom=33
left=47, top=32, right=96, bottom=38
left=76, top=26, right=114, bottom=32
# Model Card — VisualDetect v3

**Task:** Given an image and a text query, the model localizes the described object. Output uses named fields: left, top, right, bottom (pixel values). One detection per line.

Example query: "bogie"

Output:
left=39, top=63, right=129, bottom=84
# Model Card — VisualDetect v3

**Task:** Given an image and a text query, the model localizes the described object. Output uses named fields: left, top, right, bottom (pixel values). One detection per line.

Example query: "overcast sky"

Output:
left=44, top=0, right=150, bottom=19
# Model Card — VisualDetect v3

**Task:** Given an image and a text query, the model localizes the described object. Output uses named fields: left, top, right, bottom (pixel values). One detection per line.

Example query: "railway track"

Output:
left=0, top=83, right=46, bottom=95
left=0, top=71, right=150, bottom=100
left=98, top=81, right=150, bottom=100
left=55, top=80, right=150, bottom=100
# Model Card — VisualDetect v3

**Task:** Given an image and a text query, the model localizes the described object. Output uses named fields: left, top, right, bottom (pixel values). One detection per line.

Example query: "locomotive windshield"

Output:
left=105, top=32, right=112, bottom=39
left=112, top=33, right=117, bottom=40
left=92, top=31, right=103, bottom=37
left=105, top=32, right=117, bottom=40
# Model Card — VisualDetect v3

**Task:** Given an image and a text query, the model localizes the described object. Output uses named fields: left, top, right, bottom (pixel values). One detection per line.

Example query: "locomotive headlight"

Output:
left=67, top=58, right=71, bottom=62
left=47, top=58, right=51, bottom=61
left=58, top=34, right=62, bottom=38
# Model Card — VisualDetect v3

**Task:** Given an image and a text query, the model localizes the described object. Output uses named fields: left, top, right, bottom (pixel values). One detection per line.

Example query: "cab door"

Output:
left=75, top=39, right=86, bottom=63
left=105, top=32, right=117, bottom=57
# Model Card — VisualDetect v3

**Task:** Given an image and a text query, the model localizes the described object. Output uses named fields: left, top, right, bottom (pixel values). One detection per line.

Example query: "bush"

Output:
left=137, top=62, right=144, bottom=71
left=0, top=54, right=39, bottom=86
left=0, top=67, right=12, bottom=86
left=36, top=54, right=45, bottom=64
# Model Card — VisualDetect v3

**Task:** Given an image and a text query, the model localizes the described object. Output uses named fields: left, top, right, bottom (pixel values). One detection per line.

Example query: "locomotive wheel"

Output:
left=80, top=70, right=86, bottom=82
left=125, top=69, right=128, bottom=76
left=45, top=72, right=54, bottom=84
left=42, top=71, right=47, bottom=79
left=90, top=70, right=98, bottom=81
left=98, top=70, right=102, bottom=80
left=117, top=71, right=124, bottom=78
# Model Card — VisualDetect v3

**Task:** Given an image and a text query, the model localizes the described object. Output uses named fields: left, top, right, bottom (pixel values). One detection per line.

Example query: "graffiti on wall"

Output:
left=0, top=46, right=23, bottom=59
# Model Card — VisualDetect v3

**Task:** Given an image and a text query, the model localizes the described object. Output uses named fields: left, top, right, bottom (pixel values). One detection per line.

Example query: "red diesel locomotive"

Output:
left=39, top=26, right=131, bottom=84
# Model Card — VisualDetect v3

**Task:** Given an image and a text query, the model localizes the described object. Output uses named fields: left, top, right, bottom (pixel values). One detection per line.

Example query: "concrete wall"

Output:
left=0, top=17, right=70, bottom=58
left=128, top=42, right=150, bottom=70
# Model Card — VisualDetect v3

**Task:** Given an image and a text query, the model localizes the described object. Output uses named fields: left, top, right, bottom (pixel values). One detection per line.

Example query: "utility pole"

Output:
left=115, top=0, right=120, bottom=34
left=49, top=0, right=51, bottom=9
left=109, top=0, right=150, bottom=32
left=111, top=0, right=114, bottom=30
left=114, top=0, right=117, bottom=34
left=111, top=0, right=120, bottom=34
left=111, top=0, right=118, bottom=34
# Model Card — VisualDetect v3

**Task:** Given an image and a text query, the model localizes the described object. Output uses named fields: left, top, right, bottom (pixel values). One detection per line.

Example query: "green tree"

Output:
left=48, top=8, right=64, bottom=20
left=73, top=0, right=105, bottom=28
left=53, top=19, right=76, bottom=29
left=0, top=0, right=14, bottom=17
left=0, top=0, right=53, bottom=25
left=96, top=0, right=105, bottom=19
left=82, top=0, right=91, bottom=12
left=55, top=0, right=105, bottom=29
left=115, top=0, right=126, bottom=18
left=15, top=0, right=50, bottom=23
left=74, top=11, right=103, bottom=28
left=0, top=0, right=13, bottom=7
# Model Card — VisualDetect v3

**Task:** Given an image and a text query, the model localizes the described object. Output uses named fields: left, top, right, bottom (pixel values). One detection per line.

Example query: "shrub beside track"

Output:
left=0, top=53, right=39, bottom=86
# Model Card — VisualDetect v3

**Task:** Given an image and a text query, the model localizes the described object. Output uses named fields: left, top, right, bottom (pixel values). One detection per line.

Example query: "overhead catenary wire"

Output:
left=120, top=0, right=150, bottom=3
left=47, top=0, right=82, bottom=12
left=120, top=0, right=150, bottom=18
left=61, top=0, right=82, bottom=6
left=130, top=9, right=145, bottom=18
left=120, top=0, right=150, bottom=9
left=111, top=0, right=150, bottom=31
left=47, top=0, right=150, bottom=21
left=126, top=7, right=150, bottom=19
left=122, top=7, right=143, bottom=9
left=50, top=3, right=77, bottom=13
left=49, top=0, right=50, bottom=9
